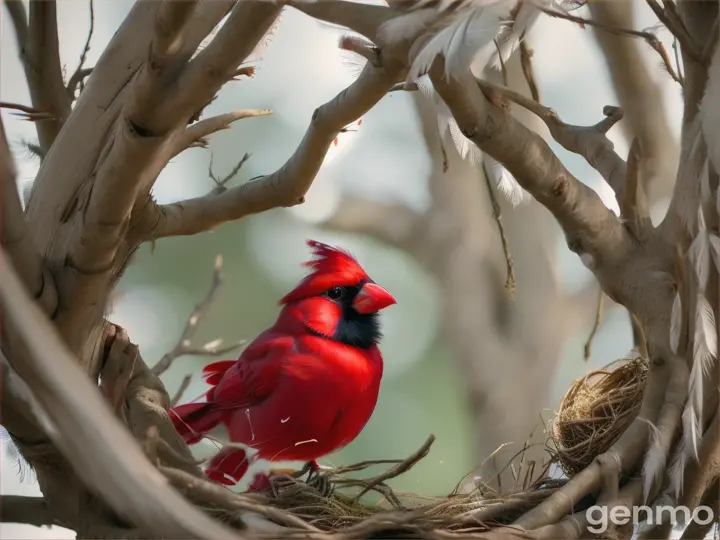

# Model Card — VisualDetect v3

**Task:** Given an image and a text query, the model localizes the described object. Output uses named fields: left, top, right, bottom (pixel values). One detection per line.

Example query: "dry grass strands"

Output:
left=227, top=435, right=565, bottom=538
left=550, top=355, right=648, bottom=476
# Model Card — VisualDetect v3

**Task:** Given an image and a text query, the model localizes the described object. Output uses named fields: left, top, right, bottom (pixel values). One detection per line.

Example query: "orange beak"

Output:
left=352, top=282, right=396, bottom=314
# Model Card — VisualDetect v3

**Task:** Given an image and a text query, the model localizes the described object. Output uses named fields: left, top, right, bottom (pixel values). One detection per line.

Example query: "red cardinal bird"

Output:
left=170, top=240, right=396, bottom=488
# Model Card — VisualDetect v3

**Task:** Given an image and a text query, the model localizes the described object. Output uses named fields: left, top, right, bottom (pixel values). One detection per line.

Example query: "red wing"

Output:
left=210, top=335, right=294, bottom=411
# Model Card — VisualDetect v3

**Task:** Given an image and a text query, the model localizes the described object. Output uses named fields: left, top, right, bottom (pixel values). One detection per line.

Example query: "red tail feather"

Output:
left=169, top=402, right=225, bottom=445
left=205, top=447, right=251, bottom=486
left=202, top=360, right=235, bottom=386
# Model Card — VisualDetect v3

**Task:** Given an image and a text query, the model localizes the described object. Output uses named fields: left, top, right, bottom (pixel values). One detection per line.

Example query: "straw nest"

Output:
left=209, top=357, right=647, bottom=538
left=229, top=434, right=567, bottom=538
left=550, top=354, right=648, bottom=477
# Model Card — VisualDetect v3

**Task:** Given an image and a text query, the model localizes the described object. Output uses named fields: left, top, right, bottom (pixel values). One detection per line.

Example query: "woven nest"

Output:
left=550, top=355, right=648, bottom=477
left=232, top=451, right=568, bottom=539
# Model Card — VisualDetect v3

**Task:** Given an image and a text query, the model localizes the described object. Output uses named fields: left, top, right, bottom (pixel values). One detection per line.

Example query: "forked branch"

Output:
left=429, top=68, right=632, bottom=265
left=145, top=57, right=404, bottom=239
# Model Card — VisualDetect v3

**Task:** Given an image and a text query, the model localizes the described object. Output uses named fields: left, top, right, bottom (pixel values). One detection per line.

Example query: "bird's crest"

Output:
left=280, top=240, right=369, bottom=304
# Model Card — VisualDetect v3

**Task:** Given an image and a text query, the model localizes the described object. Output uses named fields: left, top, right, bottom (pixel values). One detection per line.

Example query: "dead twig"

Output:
left=209, top=152, right=252, bottom=195
left=67, top=0, right=95, bottom=98
left=151, top=255, right=245, bottom=376
left=519, top=42, right=540, bottom=103
left=352, top=435, right=435, bottom=502
left=481, top=160, right=516, bottom=298
left=583, top=288, right=604, bottom=361
left=644, top=0, right=700, bottom=63
left=0, top=102, right=55, bottom=121
left=540, top=6, right=684, bottom=84
left=170, top=375, right=192, bottom=407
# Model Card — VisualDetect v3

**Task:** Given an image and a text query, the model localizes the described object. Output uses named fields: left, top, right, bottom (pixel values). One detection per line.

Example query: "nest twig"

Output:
left=216, top=435, right=564, bottom=538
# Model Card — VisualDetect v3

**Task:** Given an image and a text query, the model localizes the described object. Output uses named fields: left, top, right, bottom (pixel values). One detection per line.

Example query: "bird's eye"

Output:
left=327, top=286, right=345, bottom=300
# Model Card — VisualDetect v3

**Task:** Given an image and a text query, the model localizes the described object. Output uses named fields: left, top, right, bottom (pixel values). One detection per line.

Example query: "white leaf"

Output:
left=339, top=49, right=368, bottom=80
left=669, top=292, right=682, bottom=355
left=666, top=444, right=687, bottom=501
left=486, top=155, right=530, bottom=206
left=685, top=293, right=718, bottom=459
left=687, top=220, right=710, bottom=290
left=448, top=118, right=473, bottom=159
left=377, top=10, right=439, bottom=44
left=640, top=418, right=667, bottom=502
left=699, top=159, right=712, bottom=203
left=681, top=401, right=700, bottom=462
left=489, top=1, right=542, bottom=69
left=404, top=2, right=513, bottom=80
left=414, top=74, right=437, bottom=101
left=709, top=234, right=720, bottom=272
left=693, top=293, right=717, bottom=361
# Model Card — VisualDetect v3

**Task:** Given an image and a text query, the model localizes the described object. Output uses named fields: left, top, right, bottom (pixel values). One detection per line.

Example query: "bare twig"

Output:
left=540, top=6, right=684, bottom=83
left=172, top=109, right=273, bottom=158
left=353, top=434, right=435, bottom=502
left=152, top=255, right=244, bottom=375
left=645, top=0, right=700, bottom=63
left=170, top=375, right=192, bottom=407
left=67, top=0, right=95, bottom=98
left=493, top=39, right=508, bottom=87
left=481, top=161, right=515, bottom=298
left=0, top=102, right=55, bottom=121
left=583, top=289, right=604, bottom=361
left=209, top=152, right=252, bottom=194
left=518, top=42, right=540, bottom=102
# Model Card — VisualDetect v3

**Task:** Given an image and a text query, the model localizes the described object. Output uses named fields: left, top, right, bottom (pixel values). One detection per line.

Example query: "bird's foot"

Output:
left=304, top=461, right=334, bottom=498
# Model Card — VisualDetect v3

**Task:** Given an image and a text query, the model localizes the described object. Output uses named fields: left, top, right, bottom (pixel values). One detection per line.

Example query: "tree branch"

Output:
left=125, top=0, right=200, bottom=133
left=172, top=109, right=273, bottom=158
left=588, top=0, right=680, bottom=202
left=151, top=255, right=245, bottom=376
left=23, top=0, right=73, bottom=152
left=0, top=250, right=248, bottom=540
left=147, top=2, right=282, bottom=136
left=540, top=5, right=684, bottom=83
left=429, top=68, right=632, bottom=268
left=321, top=197, right=424, bottom=250
left=66, top=0, right=96, bottom=99
left=0, top=118, right=56, bottom=314
left=0, top=495, right=57, bottom=527
left=477, top=79, right=628, bottom=199
left=145, top=57, right=404, bottom=239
